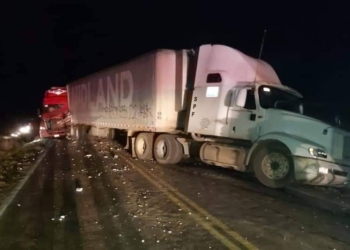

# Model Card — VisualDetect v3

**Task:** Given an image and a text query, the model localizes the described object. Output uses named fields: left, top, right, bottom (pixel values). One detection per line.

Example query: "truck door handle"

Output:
left=250, top=114, right=256, bottom=121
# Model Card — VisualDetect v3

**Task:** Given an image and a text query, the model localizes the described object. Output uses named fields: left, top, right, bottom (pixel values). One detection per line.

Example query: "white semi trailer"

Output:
left=67, top=44, right=350, bottom=188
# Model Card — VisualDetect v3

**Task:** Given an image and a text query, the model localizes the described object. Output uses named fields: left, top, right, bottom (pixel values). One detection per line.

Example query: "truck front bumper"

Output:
left=294, top=156, right=350, bottom=187
left=40, top=130, right=67, bottom=139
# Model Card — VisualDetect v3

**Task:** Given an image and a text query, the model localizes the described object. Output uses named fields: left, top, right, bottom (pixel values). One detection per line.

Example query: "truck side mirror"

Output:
left=299, top=104, right=304, bottom=115
left=37, top=108, right=41, bottom=118
left=235, top=88, right=247, bottom=107
left=335, top=115, right=341, bottom=127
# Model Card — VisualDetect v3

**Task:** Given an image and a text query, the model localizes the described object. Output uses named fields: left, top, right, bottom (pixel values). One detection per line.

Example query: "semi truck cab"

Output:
left=187, top=45, right=350, bottom=188
left=39, top=87, right=69, bottom=138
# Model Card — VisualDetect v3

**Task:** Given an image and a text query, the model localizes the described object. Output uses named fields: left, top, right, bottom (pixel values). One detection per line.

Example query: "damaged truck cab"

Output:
left=39, top=87, right=70, bottom=138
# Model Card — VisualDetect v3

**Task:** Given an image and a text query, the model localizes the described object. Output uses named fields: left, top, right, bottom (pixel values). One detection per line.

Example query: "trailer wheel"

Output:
left=252, top=143, right=294, bottom=188
left=154, top=134, right=183, bottom=164
left=70, top=126, right=75, bottom=138
left=75, top=125, right=81, bottom=140
left=76, top=125, right=85, bottom=140
left=135, top=133, right=154, bottom=160
left=107, top=129, right=115, bottom=140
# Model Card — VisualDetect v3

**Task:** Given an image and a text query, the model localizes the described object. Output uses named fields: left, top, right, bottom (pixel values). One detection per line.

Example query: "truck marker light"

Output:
left=48, top=89, right=66, bottom=95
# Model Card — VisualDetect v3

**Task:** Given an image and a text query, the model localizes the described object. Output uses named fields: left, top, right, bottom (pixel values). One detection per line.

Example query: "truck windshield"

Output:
left=258, top=85, right=302, bottom=114
left=43, top=104, right=64, bottom=113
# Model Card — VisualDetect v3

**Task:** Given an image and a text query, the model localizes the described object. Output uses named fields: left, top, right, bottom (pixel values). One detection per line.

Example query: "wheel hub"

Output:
left=270, top=162, right=280, bottom=170
left=156, top=140, right=167, bottom=159
left=262, top=153, right=289, bottom=180
left=136, top=139, right=146, bottom=155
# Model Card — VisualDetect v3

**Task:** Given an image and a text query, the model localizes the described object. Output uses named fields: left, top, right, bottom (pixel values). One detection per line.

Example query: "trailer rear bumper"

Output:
left=40, top=129, right=67, bottom=139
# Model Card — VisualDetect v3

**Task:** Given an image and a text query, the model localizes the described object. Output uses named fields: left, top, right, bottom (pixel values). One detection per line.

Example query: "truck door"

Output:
left=227, top=87, right=264, bottom=141
left=186, top=84, right=221, bottom=135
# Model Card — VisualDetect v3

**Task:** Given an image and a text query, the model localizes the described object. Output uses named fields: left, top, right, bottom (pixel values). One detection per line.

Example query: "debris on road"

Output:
left=75, top=178, right=83, bottom=192
left=0, top=139, right=46, bottom=187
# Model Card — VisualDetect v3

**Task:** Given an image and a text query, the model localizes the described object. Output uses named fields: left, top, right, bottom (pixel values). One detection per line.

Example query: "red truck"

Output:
left=39, top=87, right=70, bottom=138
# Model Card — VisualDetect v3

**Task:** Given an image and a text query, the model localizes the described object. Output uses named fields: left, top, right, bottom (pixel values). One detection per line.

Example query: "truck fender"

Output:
left=245, top=132, right=324, bottom=167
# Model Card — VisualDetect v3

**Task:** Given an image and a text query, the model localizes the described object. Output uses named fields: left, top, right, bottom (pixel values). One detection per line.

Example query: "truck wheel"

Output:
left=252, top=144, right=294, bottom=188
left=135, top=133, right=153, bottom=160
left=154, top=134, right=183, bottom=164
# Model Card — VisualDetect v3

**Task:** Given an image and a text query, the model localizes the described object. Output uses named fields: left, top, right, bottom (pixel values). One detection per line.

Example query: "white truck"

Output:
left=66, top=44, right=350, bottom=188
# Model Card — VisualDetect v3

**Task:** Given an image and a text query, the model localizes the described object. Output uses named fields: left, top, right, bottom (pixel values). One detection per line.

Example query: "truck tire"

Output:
left=252, top=143, right=294, bottom=188
left=135, top=133, right=153, bottom=160
left=154, top=134, right=183, bottom=164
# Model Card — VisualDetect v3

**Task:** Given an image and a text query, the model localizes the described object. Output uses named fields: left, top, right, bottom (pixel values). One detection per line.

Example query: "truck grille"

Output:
left=343, top=136, right=350, bottom=160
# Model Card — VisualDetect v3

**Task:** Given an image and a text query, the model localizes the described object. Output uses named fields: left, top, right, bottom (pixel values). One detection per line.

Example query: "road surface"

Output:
left=0, top=137, right=349, bottom=249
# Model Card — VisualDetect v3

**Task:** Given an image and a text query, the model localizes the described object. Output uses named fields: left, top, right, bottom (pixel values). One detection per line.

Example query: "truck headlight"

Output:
left=308, top=147, right=327, bottom=158
left=19, top=125, right=31, bottom=134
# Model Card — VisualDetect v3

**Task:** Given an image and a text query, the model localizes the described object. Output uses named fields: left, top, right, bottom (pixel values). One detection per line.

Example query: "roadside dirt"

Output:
left=0, top=139, right=47, bottom=206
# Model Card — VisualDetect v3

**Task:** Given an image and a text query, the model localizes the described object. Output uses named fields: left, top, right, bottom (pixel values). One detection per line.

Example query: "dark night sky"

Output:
left=1, top=2, right=350, bottom=131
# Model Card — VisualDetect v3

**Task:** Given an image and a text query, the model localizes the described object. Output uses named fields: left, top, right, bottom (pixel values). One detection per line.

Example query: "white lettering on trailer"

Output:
left=107, top=75, right=118, bottom=107
left=120, top=71, right=133, bottom=107
left=96, top=79, right=106, bottom=109
left=70, top=70, right=134, bottom=116
left=88, top=82, right=95, bottom=109
left=80, top=84, right=88, bottom=108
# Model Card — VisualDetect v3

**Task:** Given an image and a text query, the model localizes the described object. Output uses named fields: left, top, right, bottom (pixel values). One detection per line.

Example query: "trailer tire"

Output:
left=75, top=125, right=80, bottom=140
left=154, top=134, right=183, bottom=164
left=252, top=143, right=294, bottom=188
left=76, top=125, right=85, bottom=141
left=107, top=129, right=115, bottom=140
left=135, top=133, right=153, bottom=160
left=70, top=126, right=76, bottom=138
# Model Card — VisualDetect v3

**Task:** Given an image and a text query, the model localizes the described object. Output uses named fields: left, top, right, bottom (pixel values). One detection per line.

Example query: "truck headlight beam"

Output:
left=19, top=125, right=31, bottom=134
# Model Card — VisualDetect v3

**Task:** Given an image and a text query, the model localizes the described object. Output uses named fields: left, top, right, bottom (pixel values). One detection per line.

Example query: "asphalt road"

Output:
left=0, top=137, right=349, bottom=250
